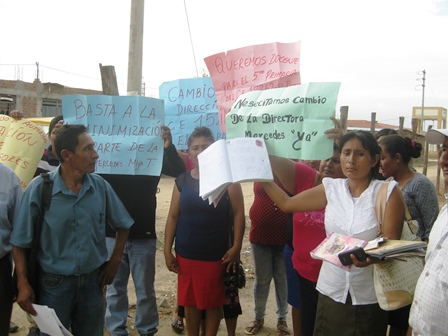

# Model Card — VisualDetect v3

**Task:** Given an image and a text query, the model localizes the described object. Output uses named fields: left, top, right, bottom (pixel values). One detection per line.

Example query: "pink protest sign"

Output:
left=204, top=41, right=301, bottom=131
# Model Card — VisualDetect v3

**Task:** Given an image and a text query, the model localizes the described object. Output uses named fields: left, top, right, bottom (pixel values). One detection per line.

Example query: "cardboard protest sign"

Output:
left=62, top=95, right=165, bottom=176
left=159, top=78, right=225, bottom=149
left=225, top=82, right=341, bottom=160
left=0, top=115, right=47, bottom=189
left=205, top=41, right=301, bottom=132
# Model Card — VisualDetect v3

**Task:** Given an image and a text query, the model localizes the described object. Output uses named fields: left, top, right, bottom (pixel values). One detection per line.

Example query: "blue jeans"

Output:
left=251, top=243, right=288, bottom=321
left=105, top=238, right=158, bottom=336
left=39, top=268, right=104, bottom=336
left=284, top=244, right=301, bottom=308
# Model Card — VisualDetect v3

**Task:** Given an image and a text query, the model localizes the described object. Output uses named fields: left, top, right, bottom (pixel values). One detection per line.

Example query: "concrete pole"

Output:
left=127, top=0, right=144, bottom=96
left=339, top=106, right=349, bottom=134
left=420, top=70, right=426, bottom=133
left=423, top=125, right=432, bottom=177
left=411, top=118, right=418, bottom=139
left=399, top=116, right=404, bottom=136
left=370, top=112, right=376, bottom=135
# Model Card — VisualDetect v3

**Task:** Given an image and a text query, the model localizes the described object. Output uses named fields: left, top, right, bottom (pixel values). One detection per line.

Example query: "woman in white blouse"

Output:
left=261, top=130, right=405, bottom=335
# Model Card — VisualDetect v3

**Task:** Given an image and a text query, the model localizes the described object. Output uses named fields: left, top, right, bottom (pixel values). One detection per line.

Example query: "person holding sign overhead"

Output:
left=102, top=125, right=186, bottom=336
left=265, top=118, right=343, bottom=336
left=164, top=126, right=245, bottom=336
left=260, top=130, right=405, bottom=336
left=269, top=141, right=344, bottom=336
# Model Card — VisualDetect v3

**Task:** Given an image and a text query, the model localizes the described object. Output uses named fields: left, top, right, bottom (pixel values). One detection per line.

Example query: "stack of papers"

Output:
left=365, top=239, right=427, bottom=259
left=31, top=304, right=73, bottom=336
left=198, top=137, right=273, bottom=206
left=310, top=233, right=428, bottom=270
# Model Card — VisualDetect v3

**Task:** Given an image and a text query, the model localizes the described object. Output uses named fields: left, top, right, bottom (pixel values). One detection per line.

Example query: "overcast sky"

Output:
left=1, top=0, right=447, bottom=128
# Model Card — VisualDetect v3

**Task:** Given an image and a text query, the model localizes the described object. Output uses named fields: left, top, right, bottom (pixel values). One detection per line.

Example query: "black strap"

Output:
left=228, top=196, right=234, bottom=246
left=27, top=173, right=53, bottom=293
left=40, top=173, right=53, bottom=211
left=31, top=173, right=53, bottom=249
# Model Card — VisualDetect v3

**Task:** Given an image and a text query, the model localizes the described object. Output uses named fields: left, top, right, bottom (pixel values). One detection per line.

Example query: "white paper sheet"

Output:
left=32, top=304, right=73, bottom=336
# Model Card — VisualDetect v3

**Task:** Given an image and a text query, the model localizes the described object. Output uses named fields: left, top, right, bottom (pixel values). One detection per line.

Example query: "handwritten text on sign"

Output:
left=225, top=82, right=341, bottom=160
left=204, top=41, right=301, bottom=132
left=159, top=78, right=225, bottom=150
left=0, top=115, right=47, bottom=189
left=62, top=95, right=164, bottom=176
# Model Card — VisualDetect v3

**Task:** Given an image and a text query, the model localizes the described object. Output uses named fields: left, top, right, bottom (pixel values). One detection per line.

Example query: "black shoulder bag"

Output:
left=223, top=200, right=246, bottom=289
left=13, top=173, right=53, bottom=302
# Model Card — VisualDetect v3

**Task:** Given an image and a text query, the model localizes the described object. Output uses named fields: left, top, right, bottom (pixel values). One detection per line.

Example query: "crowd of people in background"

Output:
left=1, top=112, right=447, bottom=336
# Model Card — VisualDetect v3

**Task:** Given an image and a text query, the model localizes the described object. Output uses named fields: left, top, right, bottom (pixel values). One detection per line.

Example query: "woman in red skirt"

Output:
left=164, top=126, right=245, bottom=336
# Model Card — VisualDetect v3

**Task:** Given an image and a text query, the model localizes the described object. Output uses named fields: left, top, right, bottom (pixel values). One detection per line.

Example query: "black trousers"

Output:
left=0, top=254, right=13, bottom=336
left=297, top=272, right=319, bottom=336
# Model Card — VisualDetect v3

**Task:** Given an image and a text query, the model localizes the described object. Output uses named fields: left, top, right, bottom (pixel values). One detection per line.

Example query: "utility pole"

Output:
left=183, top=0, right=199, bottom=77
left=99, top=63, right=119, bottom=96
left=370, top=112, right=376, bottom=135
left=35, top=62, right=40, bottom=80
left=339, top=106, right=349, bottom=134
left=127, top=0, right=144, bottom=96
left=419, top=70, right=426, bottom=133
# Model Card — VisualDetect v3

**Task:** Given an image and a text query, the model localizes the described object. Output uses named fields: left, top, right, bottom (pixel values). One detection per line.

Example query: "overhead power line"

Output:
left=183, top=0, right=199, bottom=77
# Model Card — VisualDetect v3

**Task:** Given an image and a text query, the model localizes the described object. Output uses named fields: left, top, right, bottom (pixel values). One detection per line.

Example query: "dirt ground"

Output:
left=10, top=161, right=445, bottom=336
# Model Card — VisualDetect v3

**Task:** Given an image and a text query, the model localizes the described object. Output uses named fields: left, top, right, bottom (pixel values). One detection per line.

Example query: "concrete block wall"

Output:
left=0, top=78, right=101, bottom=117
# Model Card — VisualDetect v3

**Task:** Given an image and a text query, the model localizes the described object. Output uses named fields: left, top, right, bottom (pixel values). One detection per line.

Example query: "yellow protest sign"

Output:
left=0, top=115, right=47, bottom=189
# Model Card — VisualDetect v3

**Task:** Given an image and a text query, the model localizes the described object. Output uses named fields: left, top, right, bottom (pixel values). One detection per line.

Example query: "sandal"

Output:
left=244, top=318, right=264, bottom=335
left=277, top=321, right=290, bottom=336
left=171, top=319, right=184, bottom=334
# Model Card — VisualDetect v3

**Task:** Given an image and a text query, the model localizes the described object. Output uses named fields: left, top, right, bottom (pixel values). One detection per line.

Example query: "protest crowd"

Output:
left=2, top=106, right=447, bottom=336
left=1, top=42, right=447, bottom=336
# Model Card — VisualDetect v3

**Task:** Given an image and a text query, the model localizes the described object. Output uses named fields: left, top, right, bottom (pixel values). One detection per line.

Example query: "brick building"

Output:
left=0, top=78, right=101, bottom=118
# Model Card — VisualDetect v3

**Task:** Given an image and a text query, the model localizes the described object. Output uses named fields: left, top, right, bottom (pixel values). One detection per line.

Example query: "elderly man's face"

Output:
left=66, top=132, right=99, bottom=174
left=440, top=137, right=448, bottom=185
